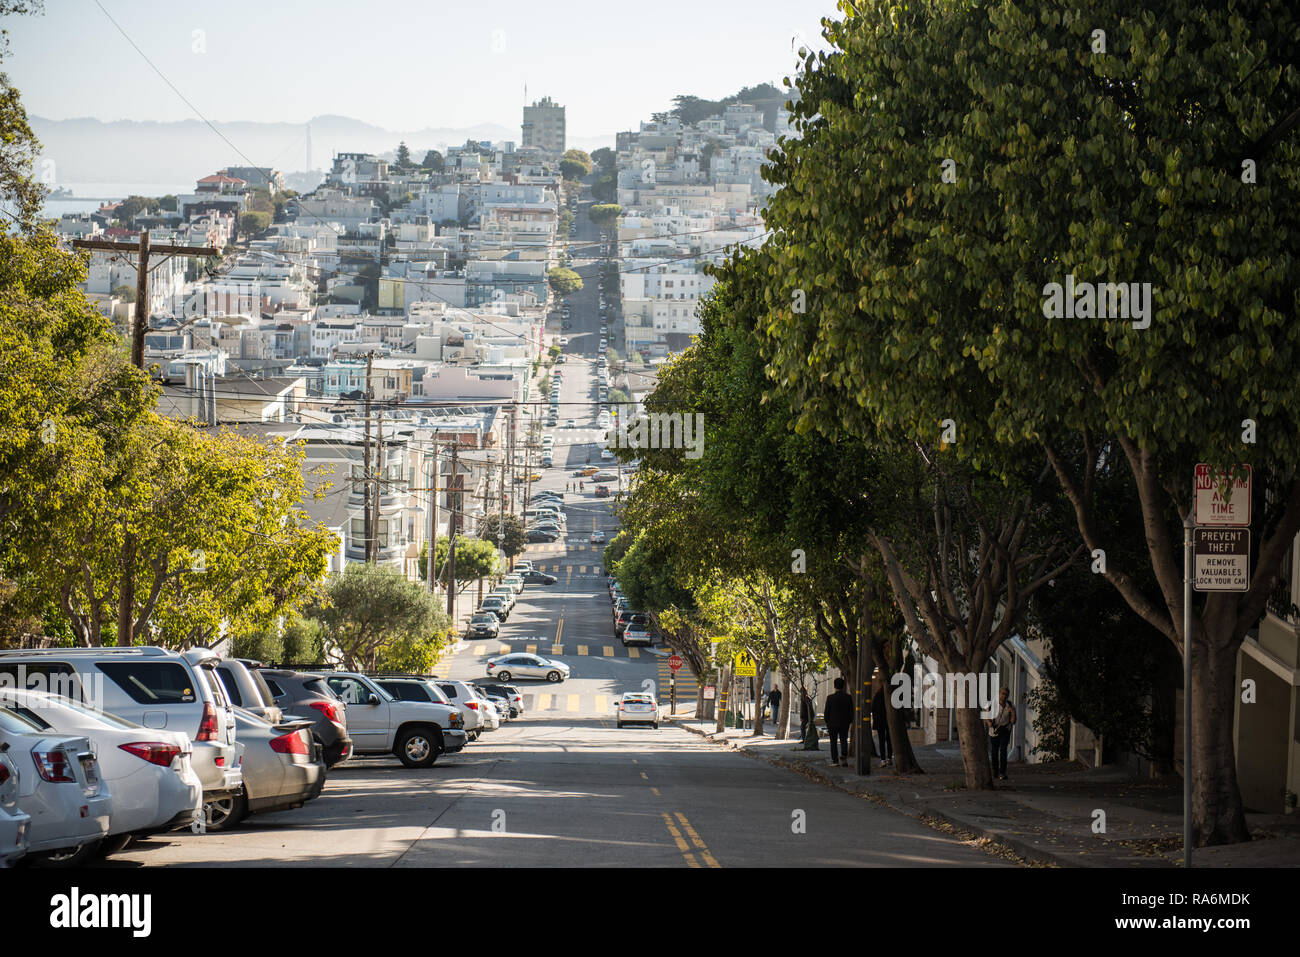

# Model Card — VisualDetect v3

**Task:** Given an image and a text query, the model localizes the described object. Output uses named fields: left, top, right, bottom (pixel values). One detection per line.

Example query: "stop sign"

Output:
left=668, top=654, right=683, bottom=673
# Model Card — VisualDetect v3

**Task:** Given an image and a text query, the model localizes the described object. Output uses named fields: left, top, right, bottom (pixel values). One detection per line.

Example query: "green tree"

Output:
left=417, top=535, right=500, bottom=592
left=592, top=173, right=616, bottom=203
left=590, top=147, right=616, bottom=170
left=239, top=211, right=270, bottom=235
left=421, top=149, right=445, bottom=172
left=395, top=141, right=411, bottom=169
left=479, top=512, right=527, bottom=563
left=312, top=563, right=451, bottom=671
left=547, top=266, right=582, bottom=296
left=588, top=203, right=622, bottom=230
left=758, top=0, right=1300, bottom=845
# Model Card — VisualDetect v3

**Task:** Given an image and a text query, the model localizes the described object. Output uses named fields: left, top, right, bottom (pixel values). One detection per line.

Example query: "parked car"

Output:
left=482, top=692, right=511, bottom=723
left=502, top=574, right=525, bottom=592
left=485, top=654, right=570, bottom=683
left=566, top=418, right=576, bottom=428
left=0, top=646, right=242, bottom=806
left=527, top=529, right=560, bottom=543
left=0, top=705, right=110, bottom=866
left=468, top=613, right=501, bottom=638
left=0, top=749, right=31, bottom=866
left=615, top=693, right=660, bottom=729
left=615, top=609, right=640, bottom=638
left=601, top=449, right=615, bottom=461
left=371, top=678, right=468, bottom=754
left=512, top=561, right=536, bottom=574
left=594, top=485, right=611, bottom=498
left=590, top=530, right=606, bottom=544
left=215, top=658, right=283, bottom=724
left=203, top=708, right=326, bottom=830
left=479, top=596, right=510, bottom=621
left=490, top=585, right=517, bottom=611
left=254, top=669, right=353, bottom=768
left=317, top=672, right=466, bottom=768
left=471, top=681, right=524, bottom=717
left=0, top=688, right=202, bottom=855
left=437, top=681, right=500, bottom=732
left=521, top=570, right=558, bottom=585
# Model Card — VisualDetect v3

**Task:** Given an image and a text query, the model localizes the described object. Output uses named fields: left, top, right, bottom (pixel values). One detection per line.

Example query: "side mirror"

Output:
left=367, top=694, right=380, bottom=706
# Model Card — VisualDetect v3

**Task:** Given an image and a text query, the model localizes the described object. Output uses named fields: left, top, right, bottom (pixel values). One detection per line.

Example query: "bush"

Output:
left=240, top=211, right=271, bottom=234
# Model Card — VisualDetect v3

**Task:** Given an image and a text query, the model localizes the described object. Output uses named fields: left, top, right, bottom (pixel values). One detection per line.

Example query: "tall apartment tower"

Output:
left=521, top=96, right=566, bottom=155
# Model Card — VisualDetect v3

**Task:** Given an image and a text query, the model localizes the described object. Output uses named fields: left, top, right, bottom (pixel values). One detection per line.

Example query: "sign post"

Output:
left=1183, top=464, right=1253, bottom=868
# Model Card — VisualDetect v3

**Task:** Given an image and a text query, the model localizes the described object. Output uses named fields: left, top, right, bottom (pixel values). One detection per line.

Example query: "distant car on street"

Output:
left=486, top=654, right=570, bottom=683
left=615, top=693, right=659, bottom=730
left=590, top=530, right=606, bottom=544
left=520, top=570, right=558, bottom=585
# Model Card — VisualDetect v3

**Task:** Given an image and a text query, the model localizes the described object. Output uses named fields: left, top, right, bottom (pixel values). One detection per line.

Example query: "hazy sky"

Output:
left=5, top=0, right=841, bottom=137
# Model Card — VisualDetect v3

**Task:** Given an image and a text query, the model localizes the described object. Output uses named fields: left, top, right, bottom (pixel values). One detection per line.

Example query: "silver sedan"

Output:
left=485, top=654, right=570, bottom=683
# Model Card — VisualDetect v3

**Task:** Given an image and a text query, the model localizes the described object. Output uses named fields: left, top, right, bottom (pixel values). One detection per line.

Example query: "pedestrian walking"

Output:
left=823, top=677, right=853, bottom=767
left=872, top=685, right=892, bottom=766
left=767, top=686, right=782, bottom=728
left=799, top=689, right=812, bottom=739
left=985, top=686, right=1016, bottom=780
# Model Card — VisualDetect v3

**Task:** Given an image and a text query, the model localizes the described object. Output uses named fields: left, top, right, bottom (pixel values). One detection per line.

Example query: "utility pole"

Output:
left=72, top=229, right=221, bottom=369
left=446, top=443, right=459, bottom=620
left=362, top=353, right=375, bottom=563
left=372, top=408, right=385, bottom=563
left=72, top=230, right=220, bottom=647
left=855, top=624, right=871, bottom=775
left=427, top=449, right=438, bottom=594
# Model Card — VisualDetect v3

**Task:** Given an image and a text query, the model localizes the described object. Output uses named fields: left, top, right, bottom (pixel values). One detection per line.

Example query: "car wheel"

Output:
left=617, top=721, right=624, bottom=729
left=547, top=670, right=562, bottom=682
left=397, top=727, right=441, bottom=769
left=202, top=791, right=248, bottom=831
left=653, top=723, right=659, bottom=730
left=497, top=670, right=511, bottom=681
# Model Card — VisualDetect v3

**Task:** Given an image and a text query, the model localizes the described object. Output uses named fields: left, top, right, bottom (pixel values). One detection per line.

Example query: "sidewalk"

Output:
left=669, top=715, right=1300, bottom=868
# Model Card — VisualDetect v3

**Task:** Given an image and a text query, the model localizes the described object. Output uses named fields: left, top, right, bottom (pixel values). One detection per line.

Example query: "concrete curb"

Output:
left=669, top=716, right=1071, bottom=867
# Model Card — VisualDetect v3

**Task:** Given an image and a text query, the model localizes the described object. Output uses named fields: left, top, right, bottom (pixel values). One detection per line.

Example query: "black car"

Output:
left=521, top=570, right=557, bottom=585
left=527, top=529, right=559, bottom=542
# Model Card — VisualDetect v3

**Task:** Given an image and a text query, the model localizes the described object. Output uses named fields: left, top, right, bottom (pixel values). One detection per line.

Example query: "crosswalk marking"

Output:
left=536, top=694, right=552, bottom=710
left=551, top=644, right=563, bottom=655
left=566, top=694, right=580, bottom=712
left=603, top=645, right=614, bottom=657
left=628, top=647, right=639, bottom=658
left=472, top=645, right=485, bottom=656
left=594, top=694, right=607, bottom=712
left=499, top=643, right=511, bottom=655
left=526, top=644, right=537, bottom=654
left=577, top=645, right=588, bottom=655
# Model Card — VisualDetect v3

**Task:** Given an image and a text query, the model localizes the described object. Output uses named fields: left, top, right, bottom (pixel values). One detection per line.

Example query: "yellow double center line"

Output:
left=661, top=811, right=720, bottom=868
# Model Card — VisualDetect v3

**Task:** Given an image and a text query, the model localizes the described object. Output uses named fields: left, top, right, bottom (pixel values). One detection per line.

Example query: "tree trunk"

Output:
left=776, top=671, right=790, bottom=740
left=751, top=667, right=767, bottom=736
left=873, top=640, right=922, bottom=774
left=1191, top=626, right=1250, bottom=845
left=714, top=666, right=730, bottom=733
left=955, top=705, right=995, bottom=790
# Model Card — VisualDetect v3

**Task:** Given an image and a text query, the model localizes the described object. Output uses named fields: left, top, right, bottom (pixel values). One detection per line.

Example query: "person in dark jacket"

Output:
left=872, top=685, right=892, bottom=766
left=767, top=686, right=782, bottom=726
left=823, top=677, right=854, bottom=767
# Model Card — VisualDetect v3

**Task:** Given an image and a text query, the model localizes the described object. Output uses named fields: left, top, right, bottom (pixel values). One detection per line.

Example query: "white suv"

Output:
left=0, top=647, right=241, bottom=804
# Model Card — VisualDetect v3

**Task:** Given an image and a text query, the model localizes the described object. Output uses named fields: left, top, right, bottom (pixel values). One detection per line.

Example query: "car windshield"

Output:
left=472, top=614, right=495, bottom=623
left=7, top=692, right=141, bottom=730
left=0, top=705, right=45, bottom=733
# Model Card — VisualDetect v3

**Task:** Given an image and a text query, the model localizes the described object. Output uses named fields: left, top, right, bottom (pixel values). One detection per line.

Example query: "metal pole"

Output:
left=1183, top=513, right=1194, bottom=867
left=426, top=455, right=437, bottom=594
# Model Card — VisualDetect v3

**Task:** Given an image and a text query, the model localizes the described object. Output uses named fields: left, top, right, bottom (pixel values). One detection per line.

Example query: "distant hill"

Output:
left=31, top=114, right=517, bottom=186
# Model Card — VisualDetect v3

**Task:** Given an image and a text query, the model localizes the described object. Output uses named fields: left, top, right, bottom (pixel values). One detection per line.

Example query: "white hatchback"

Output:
left=616, top=693, right=659, bottom=729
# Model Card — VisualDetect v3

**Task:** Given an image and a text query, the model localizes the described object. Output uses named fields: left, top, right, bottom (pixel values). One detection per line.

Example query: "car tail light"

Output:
left=196, top=702, right=219, bottom=742
left=119, top=742, right=182, bottom=767
left=308, top=699, right=342, bottom=724
left=31, top=747, right=76, bottom=783
left=486, top=663, right=495, bottom=671
left=0, top=763, right=8, bottom=786
left=465, top=701, right=479, bottom=711
left=270, top=731, right=309, bottom=756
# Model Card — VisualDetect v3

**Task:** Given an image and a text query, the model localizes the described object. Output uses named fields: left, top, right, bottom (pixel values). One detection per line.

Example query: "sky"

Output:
left=5, top=0, right=842, bottom=138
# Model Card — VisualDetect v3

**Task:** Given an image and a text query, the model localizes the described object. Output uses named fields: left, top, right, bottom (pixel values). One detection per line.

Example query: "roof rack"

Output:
left=0, top=645, right=173, bottom=657
left=261, top=662, right=341, bottom=672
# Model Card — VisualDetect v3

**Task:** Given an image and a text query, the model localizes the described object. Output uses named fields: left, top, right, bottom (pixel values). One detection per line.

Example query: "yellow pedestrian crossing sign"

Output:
left=733, top=651, right=757, bottom=677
